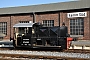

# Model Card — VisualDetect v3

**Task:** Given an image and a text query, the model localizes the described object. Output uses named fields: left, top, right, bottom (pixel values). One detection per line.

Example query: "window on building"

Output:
left=19, top=21, right=29, bottom=23
left=0, top=22, right=7, bottom=35
left=42, top=20, right=54, bottom=27
left=70, top=18, right=84, bottom=36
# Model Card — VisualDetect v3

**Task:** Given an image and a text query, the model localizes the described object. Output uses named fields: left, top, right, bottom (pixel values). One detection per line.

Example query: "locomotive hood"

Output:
left=13, top=22, right=34, bottom=27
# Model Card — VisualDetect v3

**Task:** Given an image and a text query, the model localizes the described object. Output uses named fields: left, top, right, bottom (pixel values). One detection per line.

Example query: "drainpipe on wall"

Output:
left=33, top=12, right=36, bottom=23
left=58, top=13, right=60, bottom=27
left=58, top=13, right=60, bottom=37
left=10, top=16, right=11, bottom=41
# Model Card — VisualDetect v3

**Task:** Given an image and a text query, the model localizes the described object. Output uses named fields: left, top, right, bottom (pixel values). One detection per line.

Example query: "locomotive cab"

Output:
left=13, top=22, right=34, bottom=47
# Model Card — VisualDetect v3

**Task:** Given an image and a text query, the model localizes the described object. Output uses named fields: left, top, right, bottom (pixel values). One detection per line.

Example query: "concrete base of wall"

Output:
left=69, top=40, right=90, bottom=50
left=69, top=45, right=90, bottom=50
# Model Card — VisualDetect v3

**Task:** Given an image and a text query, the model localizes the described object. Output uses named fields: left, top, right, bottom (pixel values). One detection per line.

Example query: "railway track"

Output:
left=0, top=47, right=90, bottom=53
left=0, top=50, right=89, bottom=60
left=0, top=54, right=89, bottom=60
left=64, top=49, right=90, bottom=53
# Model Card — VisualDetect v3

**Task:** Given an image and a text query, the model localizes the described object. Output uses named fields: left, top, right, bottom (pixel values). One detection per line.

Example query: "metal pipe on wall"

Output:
left=58, top=13, right=60, bottom=27
left=10, top=16, right=11, bottom=41
left=33, top=12, right=36, bottom=23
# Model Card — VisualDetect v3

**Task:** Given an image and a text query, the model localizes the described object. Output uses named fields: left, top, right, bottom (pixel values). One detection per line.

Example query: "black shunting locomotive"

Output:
left=11, top=22, right=73, bottom=50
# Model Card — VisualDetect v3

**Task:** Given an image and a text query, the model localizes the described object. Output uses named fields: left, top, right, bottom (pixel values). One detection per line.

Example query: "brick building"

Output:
left=0, top=0, right=90, bottom=40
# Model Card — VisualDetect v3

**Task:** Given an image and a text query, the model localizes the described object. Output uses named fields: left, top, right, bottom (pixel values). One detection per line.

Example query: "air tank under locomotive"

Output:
left=11, top=22, right=73, bottom=50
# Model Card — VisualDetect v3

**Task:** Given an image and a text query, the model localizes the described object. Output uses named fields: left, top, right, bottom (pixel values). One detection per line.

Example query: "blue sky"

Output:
left=0, top=0, right=76, bottom=8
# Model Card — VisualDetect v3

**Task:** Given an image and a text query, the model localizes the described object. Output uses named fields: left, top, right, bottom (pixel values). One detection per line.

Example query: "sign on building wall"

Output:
left=67, top=12, right=87, bottom=18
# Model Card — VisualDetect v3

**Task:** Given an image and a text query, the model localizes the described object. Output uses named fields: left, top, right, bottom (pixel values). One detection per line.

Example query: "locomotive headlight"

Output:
left=22, top=34, right=24, bottom=36
left=32, top=29, right=35, bottom=34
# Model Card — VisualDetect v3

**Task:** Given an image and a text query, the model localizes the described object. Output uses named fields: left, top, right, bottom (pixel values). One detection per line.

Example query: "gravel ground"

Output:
left=0, top=50, right=90, bottom=59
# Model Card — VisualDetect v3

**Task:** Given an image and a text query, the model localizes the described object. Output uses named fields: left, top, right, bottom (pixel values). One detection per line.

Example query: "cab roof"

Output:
left=13, top=23, right=34, bottom=27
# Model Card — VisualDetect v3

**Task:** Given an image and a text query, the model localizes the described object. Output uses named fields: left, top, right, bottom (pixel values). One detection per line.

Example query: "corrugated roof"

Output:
left=0, top=0, right=90, bottom=15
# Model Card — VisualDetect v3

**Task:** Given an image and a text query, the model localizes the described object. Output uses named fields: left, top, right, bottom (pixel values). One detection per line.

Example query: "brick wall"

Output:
left=11, top=14, right=33, bottom=39
left=0, top=9, right=90, bottom=40
left=36, top=13, right=59, bottom=26
left=84, top=11, right=90, bottom=40
left=0, top=16, right=10, bottom=40
left=60, top=10, right=90, bottom=40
